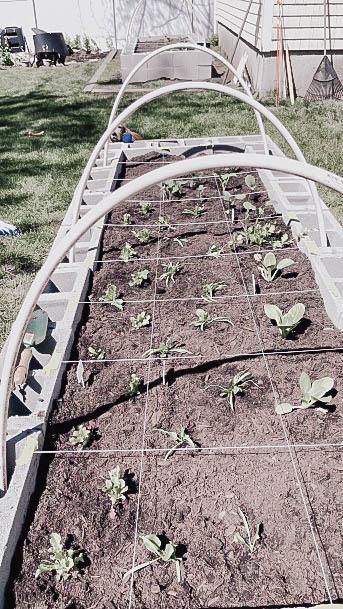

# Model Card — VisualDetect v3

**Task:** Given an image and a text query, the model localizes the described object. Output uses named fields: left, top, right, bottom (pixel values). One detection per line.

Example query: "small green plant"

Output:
left=159, top=262, right=182, bottom=287
left=217, top=172, right=237, bottom=191
left=123, top=534, right=184, bottom=583
left=155, top=426, right=196, bottom=460
left=132, top=228, right=153, bottom=243
left=82, top=34, right=91, bottom=53
left=190, top=308, right=233, bottom=331
left=158, top=215, right=174, bottom=231
left=182, top=203, right=207, bottom=218
left=173, top=237, right=188, bottom=247
left=122, top=213, right=131, bottom=225
left=99, top=284, right=124, bottom=310
left=162, top=180, right=186, bottom=199
left=208, top=33, right=219, bottom=46
left=130, top=311, right=151, bottom=329
left=207, top=244, right=225, bottom=258
left=139, top=201, right=154, bottom=215
left=102, top=466, right=128, bottom=509
left=88, top=346, right=105, bottom=360
left=243, top=201, right=265, bottom=219
left=245, top=174, right=257, bottom=190
left=143, top=339, right=191, bottom=359
left=120, top=242, right=137, bottom=262
left=229, top=221, right=291, bottom=249
left=198, top=184, right=206, bottom=199
left=207, top=371, right=255, bottom=412
left=254, top=252, right=295, bottom=282
left=129, top=269, right=149, bottom=287
left=0, top=40, right=13, bottom=66
left=276, top=372, right=334, bottom=414
left=233, top=508, right=261, bottom=555
left=68, top=424, right=91, bottom=450
left=264, top=302, right=305, bottom=339
left=202, top=282, right=227, bottom=302
left=127, top=373, right=143, bottom=397
left=35, top=533, right=84, bottom=581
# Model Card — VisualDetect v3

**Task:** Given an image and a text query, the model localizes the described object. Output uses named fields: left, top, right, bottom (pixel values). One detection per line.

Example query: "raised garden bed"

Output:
left=6, top=150, right=342, bottom=608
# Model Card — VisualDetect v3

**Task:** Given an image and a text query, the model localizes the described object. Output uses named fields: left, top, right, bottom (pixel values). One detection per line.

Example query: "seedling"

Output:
left=123, top=534, right=184, bottom=583
left=88, top=346, right=105, bottom=360
left=276, top=372, right=334, bottom=414
left=122, top=213, right=131, bottom=225
left=233, top=508, right=261, bottom=555
left=158, top=215, right=174, bottom=231
left=217, top=172, right=237, bottom=191
left=224, top=192, right=246, bottom=205
left=102, top=466, right=128, bottom=512
left=120, top=242, right=137, bottom=262
left=129, top=269, right=149, bottom=287
left=182, top=203, right=207, bottom=218
left=155, top=426, right=196, bottom=460
left=207, top=244, right=225, bottom=258
left=99, top=284, right=124, bottom=310
left=130, top=311, right=151, bottom=329
left=245, top=174, right=257, bottom=190
left=132, top=228, right=153, bottom=243
left=139, top=202, right=154, bottom=215
left=264, top=302, right=305, bottom=339
left=68, top=424, right=91, bottom=450
left=243, top=201, right=264, bottom=218
left=207, top=370, right=255, bottom=412
left=197, top=184, right=206, bottom=199
left=202, top=281, right=227, bottom=302
left=159, top=261, right=182, bottom=287
left=127, top=373, right=143, bottom=397
left=162, top=179, right=186, bottom=199
left=35, top=533, right=84, bottom=581
left=190, top=308, right=233, bottom=331
left=254, top=252, right=295, bottom=282
left=143, top=339, right=192, bottom=384
left=229, top=221, right=290, bottom=249
left=173, top=236, right=188, bottom=248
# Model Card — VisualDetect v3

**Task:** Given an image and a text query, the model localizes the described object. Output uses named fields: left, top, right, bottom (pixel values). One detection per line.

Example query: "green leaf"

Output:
left=123, top=558, right=158, bottom=581
left=143, top=535, right=161, bottom=555
left=245, top=175, right=256, bottom=190
left=287, top=303, right=305, bottom=324
left=275, top=402, right=294, bottom=415
left=311, top=376, right=334, bottom=399
left=276, top=258, right=294, bottom=271
left=299, top=371, right=312, bottom=394
left=264, top=252, right=276, bottom=268
left=162, top=543, right=175, bottom=561
left=264, top=304, right=282, bottom=322
left=50, top=533, right=63, bottom=553
left=233, top=532, right=245, bottom=545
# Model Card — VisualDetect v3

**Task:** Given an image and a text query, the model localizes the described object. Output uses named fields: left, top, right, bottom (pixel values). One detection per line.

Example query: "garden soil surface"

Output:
left=7, top=151, right=343, bottom=609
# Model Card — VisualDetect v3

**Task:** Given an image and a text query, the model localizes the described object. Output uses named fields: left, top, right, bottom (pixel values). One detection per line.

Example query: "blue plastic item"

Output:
left=122, top=132, right=133, bottom=143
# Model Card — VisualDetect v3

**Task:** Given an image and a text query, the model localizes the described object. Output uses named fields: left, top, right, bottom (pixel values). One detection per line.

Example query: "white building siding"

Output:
left=216, top=0, right=264, bottom=49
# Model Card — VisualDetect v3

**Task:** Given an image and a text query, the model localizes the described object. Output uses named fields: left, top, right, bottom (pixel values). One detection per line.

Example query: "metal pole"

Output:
left=112, top=0, right=117, bottom=49
left=32, top=0, right=38, bottom=28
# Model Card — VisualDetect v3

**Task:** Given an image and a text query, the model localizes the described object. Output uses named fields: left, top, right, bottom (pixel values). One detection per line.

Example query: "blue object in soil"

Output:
left=122, top=132, right=133, bottom=143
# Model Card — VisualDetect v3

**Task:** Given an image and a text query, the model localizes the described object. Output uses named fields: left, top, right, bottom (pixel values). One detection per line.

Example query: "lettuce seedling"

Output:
left=88, top=346, right=105, bottom=360
left=233, top=508, right=261, bottom=555
left=276, top=372, right=334, bottom=414
left=120, top=242, right=137, bottom=262
left=264, top=302, right=305, bottom=338
left=127, top=373, right=143, bottom=397
left=182, top=203, right=207, bottom=218
left=159, top=261, right=182, bottom=287
left=207, top=244, right=225, bottom=258
left=155, top=426, right=196, bottom=460
left=158, top=215, right=174, bottom=230
left=207, top=370, right=255, bottom=412
left=129, top=269, right=149, bottom=287
left=139, top=202, right=154, bottom=215
left=254, top=252, right=295, bottom=282
left=35, top=533, right=84, bottom=581
left=99, top=284, right=124, bottom=310
left=162, top=180, right=186, bottom=199
left=68, top=424, right=91, bottom=450
left=245, top=174, right=256, bottom=190
left=132, top=228, right=153, bottom=243
left=190, top=308, right=233, bottom=331
left=122, top=213, right=131, bottom=225
left=130, top=311, right=151, bottom=329
left=143, top=339, right=192, bottom=359
left=202, top=281, right=227, bottom=302
left=102, top=466, right=128, bottom=508
left=229, top=220, right=290, bottom=249
left=123, top=534, right=184, bottom=583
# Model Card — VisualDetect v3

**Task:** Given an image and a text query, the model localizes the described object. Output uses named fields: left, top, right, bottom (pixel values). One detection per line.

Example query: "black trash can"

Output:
left=33, top=32, right=69, bottom=66
left=1, top=26, right=25, bottom=52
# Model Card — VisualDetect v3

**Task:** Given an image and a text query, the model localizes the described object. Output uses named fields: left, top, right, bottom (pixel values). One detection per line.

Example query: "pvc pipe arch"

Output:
left=1, top=153, right=343, bottom=492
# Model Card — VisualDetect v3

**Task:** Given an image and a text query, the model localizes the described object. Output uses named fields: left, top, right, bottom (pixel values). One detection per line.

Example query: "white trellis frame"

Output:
left=1, top=153, right=343, bottom=492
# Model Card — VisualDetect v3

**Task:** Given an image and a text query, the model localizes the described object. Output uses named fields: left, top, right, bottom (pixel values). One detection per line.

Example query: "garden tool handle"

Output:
left=13, top=348, right=33, bottom=388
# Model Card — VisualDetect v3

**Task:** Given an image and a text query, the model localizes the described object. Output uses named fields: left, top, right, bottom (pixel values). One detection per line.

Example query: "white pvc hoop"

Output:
left=1, top=153, right=343, bottom=492
left=69, top=81, right=326, bottom=248
left=105, top=42, right=269, bottom=157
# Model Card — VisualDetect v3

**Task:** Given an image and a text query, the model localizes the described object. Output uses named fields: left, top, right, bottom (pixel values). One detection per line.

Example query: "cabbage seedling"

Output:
left=132, top=228, right=153, bottom=243
left=130, top=311, right=151, bottom=329
left=102, top=466, right=128, bottom=509
left=162, top=180, right=186, bottom=199
left=88, top=346, right=105, bottom=360
left=99, top=284, right=124, bottom=310
left=123, top=534, right=184, bottom=583
left=127, top=373, right=143, bottom=397
left=207, top=244, right=225, bottom=258
left=245, top=174, right=256, bottom=190
left=276, top=372, right=334, bottom=414
left=120, top=242, right=137, bottom=262
left=159, top=261, right=182, bottom=287
left=190, top=308, right=233, bottom=331
left=207, top=370, right=256, bottom=412
left=254, top=252, right=295, bottom=282
left=233, top=507, right=261, bottom=555
left=122, top=213, right=131, bottom=225
left=202, top=281, right=227, bottom=302
left=155, top=426, right=196, bottom=459
left=264, top=302, right=305, bottom=339
left=68, top=424, right=91, bottom=450
left=182, top=203, right=207, bottom=218
left=143, top=339, right=192, bottom=359
left=229, top=220, right=290, bottom=249
left=129, top=269, right=149, bottom=287
left=35, top=533, right=84, bottom=581
left=158, top=215, right=174, bottom=230
left=140, top=202, right=154, bottom=215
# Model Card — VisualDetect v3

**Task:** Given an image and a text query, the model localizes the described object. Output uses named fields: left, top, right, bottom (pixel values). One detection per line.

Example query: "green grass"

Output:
left=1, top=61, right=343, bottom=347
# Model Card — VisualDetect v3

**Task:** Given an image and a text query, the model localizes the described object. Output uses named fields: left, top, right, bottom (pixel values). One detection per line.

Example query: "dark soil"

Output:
left=7, top=150, right=343, bottom=609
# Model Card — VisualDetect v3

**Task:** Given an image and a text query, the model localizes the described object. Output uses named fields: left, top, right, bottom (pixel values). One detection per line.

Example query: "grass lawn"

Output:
left=1, top=59, right=343, bottom=347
